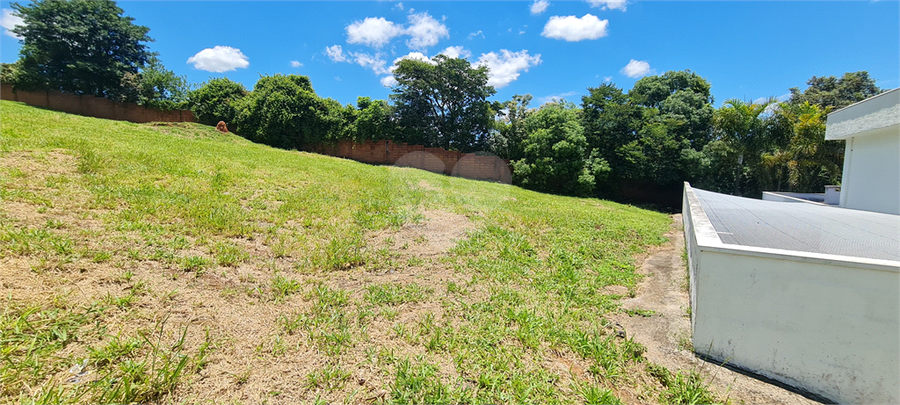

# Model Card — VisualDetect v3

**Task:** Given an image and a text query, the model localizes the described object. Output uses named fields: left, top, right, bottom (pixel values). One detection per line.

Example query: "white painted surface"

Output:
left=761, top=192, right=828, bottom=205
left=839, top=128, right=900, bottom=215
left=683, top=183, right=900, bottom=404
left=826, top=88, right=900, bottom=141
left=824, top=186, right=840, bottom=205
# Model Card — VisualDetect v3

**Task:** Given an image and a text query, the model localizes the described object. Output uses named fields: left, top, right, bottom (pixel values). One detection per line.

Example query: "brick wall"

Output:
left=307, top=140, right=512, bottom=183
left=0, top=83, right=194, bottom=123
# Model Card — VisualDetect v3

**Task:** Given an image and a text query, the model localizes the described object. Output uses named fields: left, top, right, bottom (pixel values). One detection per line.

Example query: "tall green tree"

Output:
left=711, top=98, right=777, bottom=195
left=390, top=55, right=496, bottom=152
left=11, top=0, right=153, bottom=98
left=489, top=94, right=532, bottom=160
left=789, top=71, right=882, bottom=110
left=354, top=97, right=396, bottom=143
left=121, top=57, right=189, bottom=110
left=581, top=83, right=644, bottom=189
left=760, top=102, right=842, bottom=192
left=629, top=70, right=715, bottom=149
left=512, top=101, right=609, bottom=196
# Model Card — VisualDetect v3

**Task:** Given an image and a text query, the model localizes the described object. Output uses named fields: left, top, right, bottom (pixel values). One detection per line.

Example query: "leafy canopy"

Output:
left=391, top=55, right=496, bottom=152
left=789, top=71, right=881, bottom=110
left=188, top=78, right=248, bottom=126
left=11, top=0, right=153, bottom=98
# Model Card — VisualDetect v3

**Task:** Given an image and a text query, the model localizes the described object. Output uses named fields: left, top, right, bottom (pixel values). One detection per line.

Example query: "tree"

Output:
left=11, top=0, right=153, bottom=98
left=390, top=55, right=496, bottom=152
left=489, top=94, right=532, bottom=160
left=789, top=71, right=882, bottom=110
left=233, top=74, right=340, bottom=148
left=188, top=78, right=248, bottom=126
left=581, top=83, right=643, bottom=189
left=711, top=98, right=777, bottom=195
left=512, top=101, right=609, bottom=196
left=354, top=97, right=396, bottom=143
left=761, top=102, right=842, bottom=192
left=629, top=70, right=714, bottom=149
left=126, top=57, right=189, bottom=110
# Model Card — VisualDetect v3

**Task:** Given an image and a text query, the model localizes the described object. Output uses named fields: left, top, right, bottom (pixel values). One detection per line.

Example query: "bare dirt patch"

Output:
left=370, top=209, right=474, bottom=259
left=612, top=214, right=823, bottom=405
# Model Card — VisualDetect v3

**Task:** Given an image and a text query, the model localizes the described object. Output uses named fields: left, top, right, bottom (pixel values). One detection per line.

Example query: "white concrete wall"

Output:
left=684, top=183, right=900, bottom=404
left=761, top=192, right=827, bottom=205
left=840, top=128, right=900, bottom=214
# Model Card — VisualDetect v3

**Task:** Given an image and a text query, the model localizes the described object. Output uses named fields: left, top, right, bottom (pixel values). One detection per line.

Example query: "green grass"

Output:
left=0, top=100, right=705, bottom=403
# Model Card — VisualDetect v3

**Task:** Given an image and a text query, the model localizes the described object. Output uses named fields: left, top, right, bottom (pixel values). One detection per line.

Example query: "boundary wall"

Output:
left=307, top=140, right=512, bottom=183
left=683, top=182, right=899, bottom=404
left=0, top=83, right=194, bottom=123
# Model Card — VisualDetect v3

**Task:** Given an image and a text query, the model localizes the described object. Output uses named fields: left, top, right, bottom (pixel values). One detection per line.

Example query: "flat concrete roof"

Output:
left=693, top=188, right=900, bottom=261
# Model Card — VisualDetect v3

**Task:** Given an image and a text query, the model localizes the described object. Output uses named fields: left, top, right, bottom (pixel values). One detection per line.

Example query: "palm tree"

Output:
left=762, top=102, right=842, bottom=192
left=712, top=98, right=777, bottom=195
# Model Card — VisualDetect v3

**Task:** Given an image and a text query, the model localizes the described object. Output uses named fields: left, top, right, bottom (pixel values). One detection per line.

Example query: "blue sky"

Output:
left=2, top=1, right=898, bottom=107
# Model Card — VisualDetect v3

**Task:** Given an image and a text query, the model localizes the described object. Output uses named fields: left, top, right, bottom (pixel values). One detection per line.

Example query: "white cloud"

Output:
left=186, top=46, right=249, bottom=73
left=394, top=2, right=404, bottom=11
left=1, top=8, right=24, bottom=39
left=405, top=12, right=449, bottom=50
left=467, top=30, right=484, bottom=40
left=350, top=51, right=390, bottom=75
left=290, top=60, right=303, bottom=68
left=587, top=0, right=627, bottom=11
left=530, top=0, right=550, bottom=15
left=325, top=45, right=348, bottom=62
left=541, top=14, right=609, bottom=42
left=476, top=50, right=542, bottom=88
left=346, top=17, right=404, bottom=49
left=335, top=76, right=342, bottom=81
left=620, top=59, right=650, bottom=78
left=381, top=75, right=398, bottom=87
left=438, top=46, right=471, bottom=59
left=604, top=76, right=612, bottom=82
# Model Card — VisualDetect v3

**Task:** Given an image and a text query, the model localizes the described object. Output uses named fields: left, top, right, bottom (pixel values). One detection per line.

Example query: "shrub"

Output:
left=187, top=78, right=248, bottom=126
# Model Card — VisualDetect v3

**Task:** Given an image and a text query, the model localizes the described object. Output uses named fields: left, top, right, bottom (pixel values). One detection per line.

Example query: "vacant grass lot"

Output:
left=1, top=101, right=718, bottom=404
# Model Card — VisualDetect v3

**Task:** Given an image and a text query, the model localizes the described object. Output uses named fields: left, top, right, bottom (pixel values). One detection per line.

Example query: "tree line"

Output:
left=1, top=0, right=885, bottom=204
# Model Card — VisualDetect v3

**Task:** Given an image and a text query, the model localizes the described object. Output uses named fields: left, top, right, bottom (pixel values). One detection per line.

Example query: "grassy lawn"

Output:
left=0, top=100, right=717, bottom=404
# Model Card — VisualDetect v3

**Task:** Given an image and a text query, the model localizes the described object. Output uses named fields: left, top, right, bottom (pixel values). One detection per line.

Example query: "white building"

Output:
left=825, top=88, right=900, bottom=214
left=681, top=88, right=900, bottom=404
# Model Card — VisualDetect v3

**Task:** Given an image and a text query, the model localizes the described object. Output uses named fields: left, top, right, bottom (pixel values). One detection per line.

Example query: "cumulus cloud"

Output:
left=325, top=45, right=348, bottom=62
left=467, top=30, right=484, bottom=40
left=394, top=2, right=404, bottom=11
left=405, top=12, right=449, bottom=50
left=530, top=0, right=550, bottom=15
left=587, top=0, right=627, bottom=11
left=187, top=46, right=249, bottom=73
left=620, top=59, right=650, bottom=78
left=376, top=48, right=538, bottom=88
left=346, top=17, right=404, bottom=49
left=1, top=8, right=24, bottom=39
left=438, top=46, right=471, bottom=59
left=350, top=51, right=390, bottom=75
left=380, top=75, right=398, bottom=87
left=290, top=60, right=303, bottom=68
left=476, top=50, right=542, bottom=88
left=603, top=76, right=612, bottom=83
left=541, top=14, right=608, bottom=42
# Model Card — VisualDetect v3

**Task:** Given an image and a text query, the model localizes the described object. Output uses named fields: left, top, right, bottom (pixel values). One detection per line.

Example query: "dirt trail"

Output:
left=613, top=214, right=823, bottom=405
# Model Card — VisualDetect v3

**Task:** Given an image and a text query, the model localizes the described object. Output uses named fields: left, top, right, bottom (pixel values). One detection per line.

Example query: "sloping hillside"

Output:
left=0, top=101, right=719, bottom=404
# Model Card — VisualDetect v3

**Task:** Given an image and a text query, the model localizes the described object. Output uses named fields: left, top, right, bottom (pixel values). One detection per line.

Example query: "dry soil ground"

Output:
left=612, top=214, right=825, bottom=405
